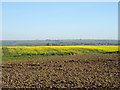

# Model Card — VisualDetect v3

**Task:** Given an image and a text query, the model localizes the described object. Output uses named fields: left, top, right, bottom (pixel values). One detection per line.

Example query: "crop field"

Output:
left=1, top=45, right=119, bottom=60
left=2, top=45, right=119, bottom=55
left=1, top=45, right=120, bottom=88
left=2, top=45, right=119, bottom=61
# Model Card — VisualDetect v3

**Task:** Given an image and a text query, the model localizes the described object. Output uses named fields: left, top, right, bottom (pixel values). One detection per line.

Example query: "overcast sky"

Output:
left=2, top=2, right=118, bottom=40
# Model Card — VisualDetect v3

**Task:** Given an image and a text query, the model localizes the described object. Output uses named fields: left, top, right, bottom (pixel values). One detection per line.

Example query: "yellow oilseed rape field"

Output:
left=2, top=45, right=119, bottom=56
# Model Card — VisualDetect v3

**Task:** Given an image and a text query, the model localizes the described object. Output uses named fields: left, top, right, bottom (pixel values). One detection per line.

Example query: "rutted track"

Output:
left=2, top=54, right=120, bottom=88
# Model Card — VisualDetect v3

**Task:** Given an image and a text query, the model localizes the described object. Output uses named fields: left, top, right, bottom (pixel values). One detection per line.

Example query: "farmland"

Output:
left=2, top=45, right=119, bottom=61
left=1, top=45, right=120, bottom=88
left=2, top=1, right=119, bottom=88
left=2, top=53, right=120, bottom=88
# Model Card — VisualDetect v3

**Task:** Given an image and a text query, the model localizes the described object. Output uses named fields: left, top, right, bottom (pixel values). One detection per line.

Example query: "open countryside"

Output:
left=2, top=2, right=119, bottom=89
left=2, top=44, right=120, bottom=88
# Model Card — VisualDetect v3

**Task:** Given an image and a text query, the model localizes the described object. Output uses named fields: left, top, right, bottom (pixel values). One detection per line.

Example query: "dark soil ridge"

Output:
left=2, top=53, right=120, bottom=88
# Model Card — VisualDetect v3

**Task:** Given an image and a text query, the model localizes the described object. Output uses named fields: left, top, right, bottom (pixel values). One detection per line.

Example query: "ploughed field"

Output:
left=2, top=53, right=120, bottom=88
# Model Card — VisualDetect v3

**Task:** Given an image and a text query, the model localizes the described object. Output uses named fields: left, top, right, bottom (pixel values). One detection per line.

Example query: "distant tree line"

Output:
left=2, top=40, right=119, bottom=46
left=45, top=43, right=119, bottom=46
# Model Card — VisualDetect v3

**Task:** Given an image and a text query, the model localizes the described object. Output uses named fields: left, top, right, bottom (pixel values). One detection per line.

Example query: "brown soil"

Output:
left=2, top=54, right=120, bottom=89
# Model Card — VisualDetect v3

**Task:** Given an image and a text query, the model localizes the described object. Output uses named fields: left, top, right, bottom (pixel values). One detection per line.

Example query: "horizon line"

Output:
left=1, top=39, right=119, bottom=41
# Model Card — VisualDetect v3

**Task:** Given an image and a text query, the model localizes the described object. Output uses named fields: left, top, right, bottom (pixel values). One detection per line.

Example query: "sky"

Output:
left=2, top=2, right=118, bottom=40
